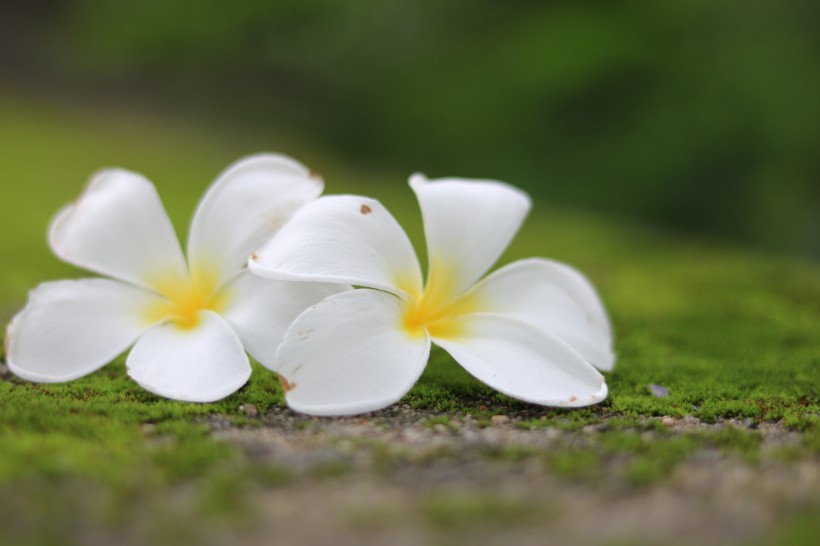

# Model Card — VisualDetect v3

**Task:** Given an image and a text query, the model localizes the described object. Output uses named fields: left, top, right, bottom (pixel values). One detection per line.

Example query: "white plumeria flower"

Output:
left=249, top=174, right=615, bottom=416
left=5, top=154, right=345, bottom=402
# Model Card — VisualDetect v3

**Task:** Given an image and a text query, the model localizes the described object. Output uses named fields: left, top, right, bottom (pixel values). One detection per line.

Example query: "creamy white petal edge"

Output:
left=218, top=271, right=349, bottom=369
left=126, top=311, right=251, bottom=402
left=432, top=313, right=607, bottom=407
left=250, top=195, right=422, bottom=298
left=186, top=154, right=323, bottom=295
left=49, top=169, right=188, bottom=295
left=467, top=258, right=615, bottom=371
left=5, top=279, right=166, bottom=382
left=275, top=290, right=431, bottom=416
left=410, top=174, right=531, bottom=303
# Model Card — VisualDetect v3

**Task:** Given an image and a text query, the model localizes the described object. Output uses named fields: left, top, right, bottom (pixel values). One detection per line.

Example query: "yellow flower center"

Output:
left=400, top=264, right=480, bottom=339
left=143, top=264, right=231, bottom=329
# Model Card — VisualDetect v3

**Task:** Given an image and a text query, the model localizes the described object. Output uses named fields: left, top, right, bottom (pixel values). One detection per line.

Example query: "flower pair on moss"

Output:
left=6, top=154, right=614, bottom=414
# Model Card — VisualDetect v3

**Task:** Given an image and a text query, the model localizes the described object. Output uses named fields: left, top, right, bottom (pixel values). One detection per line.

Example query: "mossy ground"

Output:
left=0, top=94, right=818, bottom=545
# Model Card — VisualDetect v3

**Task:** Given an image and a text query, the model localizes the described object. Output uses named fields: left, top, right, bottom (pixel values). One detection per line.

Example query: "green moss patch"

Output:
left=0, top=94, right=818, bottom=543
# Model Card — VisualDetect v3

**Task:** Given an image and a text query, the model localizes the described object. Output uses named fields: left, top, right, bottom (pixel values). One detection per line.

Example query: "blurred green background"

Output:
left=2, top=0, right=819, bottom=257
left=1, top=4, right=819, bottom=544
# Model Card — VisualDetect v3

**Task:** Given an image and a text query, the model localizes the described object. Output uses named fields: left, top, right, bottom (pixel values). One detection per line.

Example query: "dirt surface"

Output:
left=205, top=406, right=820, bottom=546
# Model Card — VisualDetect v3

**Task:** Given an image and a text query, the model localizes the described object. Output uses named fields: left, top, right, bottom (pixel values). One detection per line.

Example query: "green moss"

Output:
left=419, top=492, right=554, bottom=529
left=0, top=94, right=819, bottom=535
left=621, top=436, right=698, bottom=486
left=514, top=409, right=604, bottom=432
left=497, top=424, right=771, bottom=485
left=693, top=426, right=762, bottom=462
left=804, top=427, right=820, bottom=456
left=422, top=415, right=453, bottom=429
left=307, top=460, right=352, bottom=479
left=755, top=505, right=820, bottom=546
left=368, top=441, right=402, bottom=475
left=481, top=445, right=543, bottom=462
left=547, top=449, right=602, bottom=480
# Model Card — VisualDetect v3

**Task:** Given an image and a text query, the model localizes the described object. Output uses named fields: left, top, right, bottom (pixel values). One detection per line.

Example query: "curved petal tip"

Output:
left=408, top=172, right=428, bottom=188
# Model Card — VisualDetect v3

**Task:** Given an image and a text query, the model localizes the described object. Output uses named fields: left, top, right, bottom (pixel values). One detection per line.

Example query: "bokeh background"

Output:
left=1, top=4, right=819, bottom=545
left=2, top=0, right=819, bottom=258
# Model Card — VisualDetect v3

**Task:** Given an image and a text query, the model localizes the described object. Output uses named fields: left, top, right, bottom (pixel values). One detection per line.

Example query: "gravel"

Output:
left=202, top=406, right=819, bottom=546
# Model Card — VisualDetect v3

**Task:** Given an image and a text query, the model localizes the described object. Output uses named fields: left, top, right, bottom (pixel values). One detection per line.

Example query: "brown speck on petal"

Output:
left=309, top=171, right=322, bottom=181
left=360, top=204, right=372, bottom=215
left=251, top=253, right=259, bottom=261
left=569, top=395, right=577, bottom=402
left=279, top=375, right=296, bottom=393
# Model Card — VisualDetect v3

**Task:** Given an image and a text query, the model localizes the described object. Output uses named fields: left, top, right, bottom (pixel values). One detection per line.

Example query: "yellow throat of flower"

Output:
left=401, top=264, right=480, bottom=339
left=143, top=265, right=230, bottom=329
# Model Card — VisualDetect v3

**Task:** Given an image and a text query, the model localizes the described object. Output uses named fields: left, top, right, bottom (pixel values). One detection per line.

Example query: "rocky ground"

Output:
left=196, top=406, right=819, bottom=546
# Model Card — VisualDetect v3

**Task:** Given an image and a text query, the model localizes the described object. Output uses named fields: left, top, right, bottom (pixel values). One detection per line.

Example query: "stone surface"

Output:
left=203, top=407, right=819, bottom=546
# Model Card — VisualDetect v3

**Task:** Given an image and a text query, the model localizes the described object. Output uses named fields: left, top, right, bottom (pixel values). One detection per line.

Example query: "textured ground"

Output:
left=205, top=408, right=818, bottom=546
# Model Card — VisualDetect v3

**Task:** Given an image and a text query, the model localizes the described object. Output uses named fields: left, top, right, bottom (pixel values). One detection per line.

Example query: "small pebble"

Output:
left=240, top=403, right=259, bottom=417
left=648, top=384, right=670, bottom=398
left=491, top=415, right=511, bottom=425
left=141, top=423, right=157, bottom=436
left=682, top=415, right=700, bottom=427
left=661, top=416, right=676, bottom=427
left=543, top=427, right=561, bottom=441
left=583, top=423, right=610, bottom=433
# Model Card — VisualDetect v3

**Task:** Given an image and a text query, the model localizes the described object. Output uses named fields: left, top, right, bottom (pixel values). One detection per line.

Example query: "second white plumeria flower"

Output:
left=5, top=154, right=345, bottom=402
left=250, top=174, right=615, bottom=416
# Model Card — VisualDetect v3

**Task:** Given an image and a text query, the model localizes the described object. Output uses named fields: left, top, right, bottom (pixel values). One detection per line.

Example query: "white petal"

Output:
left=250, top=195, right=422, bottom=298
left=467, top=258, right=615, bottom=371
left=187, top=154, right=323, bottom=295
left=218, top=271, right=348, bottom=369
left=5, top=279, right=165, bottom=382
left=432, top=313, right=607, bottom=407
left=49, top=169, right=188, bottom=294
left=410, top=174, right=531, bottom=304
left=275, top=289, right=430, bottom=416
left=126, top=311, right=251, bottom=402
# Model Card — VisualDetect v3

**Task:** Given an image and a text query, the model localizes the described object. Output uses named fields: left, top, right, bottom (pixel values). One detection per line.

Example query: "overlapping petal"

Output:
left=275, top=289, right=431, bottom=416
left=218, top=271, right=348, bottom=369
left=466, top=258, right=615, bottom=371
left=250, top=195, right=423, bottom=298
left=49, top=169, right=188, bottom=295
left=187, top=154, right=323, bottom=296
left=126, top=311, right=251, bottom=402
left=5, top=279, right=166, bottom=382
left=431, top=314, right=607, bottom=407
left=410, top=174, right=531, bottom=305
